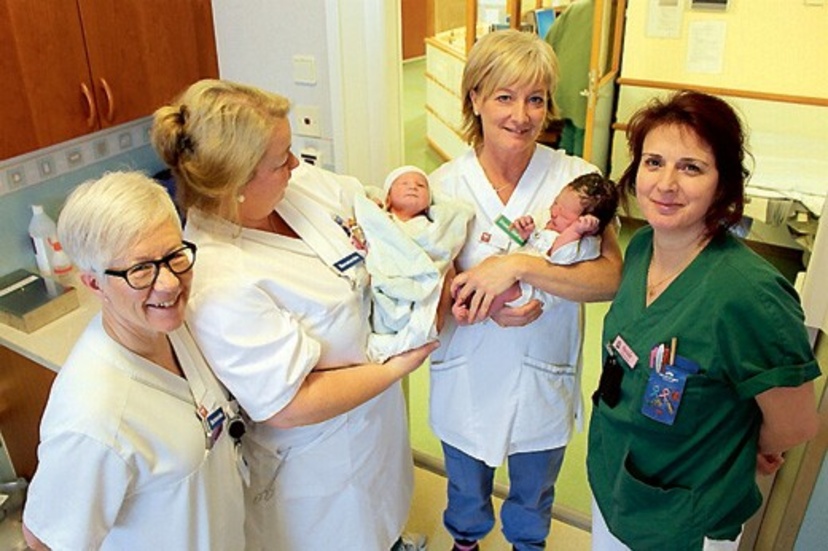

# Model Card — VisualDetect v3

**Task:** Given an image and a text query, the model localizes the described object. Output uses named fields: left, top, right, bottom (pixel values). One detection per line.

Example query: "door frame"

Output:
left=583, top=0, right=626, bottom=171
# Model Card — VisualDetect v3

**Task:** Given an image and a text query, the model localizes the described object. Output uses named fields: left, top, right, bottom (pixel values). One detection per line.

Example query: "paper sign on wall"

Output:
left=686, top=20, right=726, bottom=74
left=646, top=0, right=682, bottom=39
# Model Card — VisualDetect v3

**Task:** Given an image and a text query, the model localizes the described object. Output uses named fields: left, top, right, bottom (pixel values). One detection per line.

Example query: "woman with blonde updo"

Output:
left=152, top=79, right=435, bottom=551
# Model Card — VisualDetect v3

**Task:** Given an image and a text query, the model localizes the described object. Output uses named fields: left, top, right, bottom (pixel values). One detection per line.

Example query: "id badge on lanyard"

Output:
left=197, top=404, right=227, bottom=450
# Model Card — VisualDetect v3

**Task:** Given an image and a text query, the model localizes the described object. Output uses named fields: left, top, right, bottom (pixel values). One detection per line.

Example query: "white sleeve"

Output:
left=187, top=282, right=321, bottom=423
left=548, top=235, right=602, bottom=265
left=23, top=432, right=131, bottom=550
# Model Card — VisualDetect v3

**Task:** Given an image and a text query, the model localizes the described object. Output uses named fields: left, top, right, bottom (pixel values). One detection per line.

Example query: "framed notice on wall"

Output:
left=691, top=0, right=729, bottom=9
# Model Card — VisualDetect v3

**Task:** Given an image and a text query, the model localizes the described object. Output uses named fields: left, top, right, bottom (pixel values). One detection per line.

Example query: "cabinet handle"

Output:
left=99, top=78, right=115, bottom=123
left=80, top=82, right=97, bottom=129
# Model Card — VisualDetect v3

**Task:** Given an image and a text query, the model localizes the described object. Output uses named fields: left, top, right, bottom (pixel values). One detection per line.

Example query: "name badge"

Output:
left=333, top=251, right=364, bottom=272
left=612, top=335, right=639, bottom=369
left=198, top=404, right=227, bottom=450
left=495, top=215, right=528, bottom=246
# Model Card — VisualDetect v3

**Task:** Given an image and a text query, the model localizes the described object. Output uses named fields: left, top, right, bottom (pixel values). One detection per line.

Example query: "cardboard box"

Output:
left=0, top=270, right=79, bottom=333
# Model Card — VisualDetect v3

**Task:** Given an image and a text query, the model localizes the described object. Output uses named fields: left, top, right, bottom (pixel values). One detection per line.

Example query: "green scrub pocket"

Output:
left=609, top=452, right=704, bottom=551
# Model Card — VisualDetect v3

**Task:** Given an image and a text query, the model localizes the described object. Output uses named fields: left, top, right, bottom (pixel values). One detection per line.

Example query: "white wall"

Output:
left=210, top=0, right=403, bottom=187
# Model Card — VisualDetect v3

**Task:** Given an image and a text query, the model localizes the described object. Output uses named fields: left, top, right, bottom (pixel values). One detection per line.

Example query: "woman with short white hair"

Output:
left=23, top=171, right=246, bottom=550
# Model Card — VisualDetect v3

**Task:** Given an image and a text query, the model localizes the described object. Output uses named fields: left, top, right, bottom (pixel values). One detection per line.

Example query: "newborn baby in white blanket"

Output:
left=355, top=166, right=473, bottom=362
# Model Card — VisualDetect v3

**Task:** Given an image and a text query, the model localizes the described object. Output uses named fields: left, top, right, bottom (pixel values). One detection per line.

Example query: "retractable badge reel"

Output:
left=592, top=343, right=623, bottom=408
left=227, top=414, right=250, bottom=486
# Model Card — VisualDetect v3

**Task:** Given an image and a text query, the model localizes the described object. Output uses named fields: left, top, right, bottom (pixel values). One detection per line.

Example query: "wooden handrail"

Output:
left=617, top=78, right=828, bottom=108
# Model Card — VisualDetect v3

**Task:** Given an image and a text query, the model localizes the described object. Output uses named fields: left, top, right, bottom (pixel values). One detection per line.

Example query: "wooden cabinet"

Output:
left=425, top=37, right=468, bottom=160
left=0, top=346, right=56, bottom=480
left=0, top=0, right=218, bottom=160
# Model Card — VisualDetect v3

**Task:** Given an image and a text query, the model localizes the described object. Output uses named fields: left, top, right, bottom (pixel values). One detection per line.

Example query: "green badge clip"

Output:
left=495, top=215, right=527, bottom=246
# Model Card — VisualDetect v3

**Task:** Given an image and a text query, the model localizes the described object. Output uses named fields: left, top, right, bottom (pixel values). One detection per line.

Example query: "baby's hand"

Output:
left=574, top=214, right=600, bottom=236
left=510, top=216, right=535, bottom=241
left=450, top=284, right=475, bottom=325
left=451, top=300, right=472, bottom=326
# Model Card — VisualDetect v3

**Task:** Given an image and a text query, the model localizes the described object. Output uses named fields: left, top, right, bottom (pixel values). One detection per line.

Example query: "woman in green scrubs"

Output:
left=587, top=90, right=821, bottom=550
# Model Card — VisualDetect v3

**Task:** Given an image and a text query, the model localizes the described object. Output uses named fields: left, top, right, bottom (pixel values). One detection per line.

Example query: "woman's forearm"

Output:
left=265, top=341, right=438, bottom=429
left=756, top=382, right=820, bottom=455
left=266, top=363, right=401, bottom=428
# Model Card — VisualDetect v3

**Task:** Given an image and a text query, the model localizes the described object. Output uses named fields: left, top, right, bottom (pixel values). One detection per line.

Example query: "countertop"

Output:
left=0, top=273, right=99, bottom=373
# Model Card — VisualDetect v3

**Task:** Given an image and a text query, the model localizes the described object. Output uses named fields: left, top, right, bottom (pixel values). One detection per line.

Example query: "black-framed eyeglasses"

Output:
left=104, top=241, right=197, bottom=290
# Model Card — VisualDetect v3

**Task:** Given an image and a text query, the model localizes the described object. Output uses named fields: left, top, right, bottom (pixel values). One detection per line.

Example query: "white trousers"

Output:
left=591, top=498, right=741, bottom=551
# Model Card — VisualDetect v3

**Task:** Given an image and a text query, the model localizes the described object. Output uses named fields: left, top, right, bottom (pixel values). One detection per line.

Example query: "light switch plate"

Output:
left=293, top=55, right=317, bottom=85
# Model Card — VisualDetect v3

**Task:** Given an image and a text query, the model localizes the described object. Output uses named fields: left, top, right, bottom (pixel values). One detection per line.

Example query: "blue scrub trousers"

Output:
left=441, top=442, right=566, bottom=550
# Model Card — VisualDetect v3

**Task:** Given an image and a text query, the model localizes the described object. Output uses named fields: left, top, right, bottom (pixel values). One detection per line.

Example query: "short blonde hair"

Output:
left=57, top=171, right=180, bottom=273
left=461, top=30, right=559, bottom=148
left=151, top=79, right=290, bottom=221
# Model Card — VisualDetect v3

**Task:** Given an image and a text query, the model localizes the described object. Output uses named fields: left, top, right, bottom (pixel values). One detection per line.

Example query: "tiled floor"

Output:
left=406, top=465, right=592, bottom=551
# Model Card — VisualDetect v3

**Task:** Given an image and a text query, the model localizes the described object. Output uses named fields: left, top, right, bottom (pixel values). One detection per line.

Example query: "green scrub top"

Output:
left=588, top=226, right=820, bottom=550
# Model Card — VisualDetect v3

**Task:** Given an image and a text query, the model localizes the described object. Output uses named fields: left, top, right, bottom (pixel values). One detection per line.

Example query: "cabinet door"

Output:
left=0, top=0, right=98, bottom=160
left=77, top=0, right=218, bottom=128
left=0, top=347, right=56, bottom=480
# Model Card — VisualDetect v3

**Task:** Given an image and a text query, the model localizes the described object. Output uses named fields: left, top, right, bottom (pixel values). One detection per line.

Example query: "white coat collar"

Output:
left=461, top=147, right=550, bottom=251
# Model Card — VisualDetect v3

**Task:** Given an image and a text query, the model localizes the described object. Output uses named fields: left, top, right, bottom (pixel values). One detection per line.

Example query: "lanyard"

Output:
left=170, top=330, right=246, bottom=451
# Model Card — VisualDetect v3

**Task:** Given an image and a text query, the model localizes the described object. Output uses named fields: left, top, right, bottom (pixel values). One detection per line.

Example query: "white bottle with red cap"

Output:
left=28, top=205, right=73, bottom=283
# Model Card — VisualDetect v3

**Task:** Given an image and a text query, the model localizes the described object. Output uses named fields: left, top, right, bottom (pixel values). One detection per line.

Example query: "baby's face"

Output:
left=546, top=187, right=584, bottom=232
left=387, top=172, right=430, bottom=220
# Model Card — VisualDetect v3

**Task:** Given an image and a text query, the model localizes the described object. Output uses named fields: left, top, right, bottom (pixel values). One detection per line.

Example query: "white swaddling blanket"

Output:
left=354, top=193, right=473, bottom=362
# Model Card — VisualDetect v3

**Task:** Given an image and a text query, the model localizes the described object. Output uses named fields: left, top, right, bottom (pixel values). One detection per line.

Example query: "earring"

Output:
left=237, top=194, right=246, bottom=204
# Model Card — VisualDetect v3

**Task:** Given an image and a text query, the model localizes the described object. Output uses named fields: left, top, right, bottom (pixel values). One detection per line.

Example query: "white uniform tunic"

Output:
left=184, top=163, right=413, bottom=551
left=429, top=145, right=599, bottom=467
left=23, top=315, right=245, bottom=551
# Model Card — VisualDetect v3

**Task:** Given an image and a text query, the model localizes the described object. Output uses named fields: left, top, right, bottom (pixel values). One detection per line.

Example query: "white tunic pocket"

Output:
left=511, top=356, right=577, bottom=452
left=273, top=417, right=351, bottom=499
left=429, top=356, right=477, bottom=439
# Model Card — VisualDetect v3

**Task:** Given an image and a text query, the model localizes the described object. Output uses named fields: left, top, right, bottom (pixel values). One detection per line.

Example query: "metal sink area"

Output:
left=0, top=507, right=27, bottom=551
left=1, top=480, right=29, bottom=551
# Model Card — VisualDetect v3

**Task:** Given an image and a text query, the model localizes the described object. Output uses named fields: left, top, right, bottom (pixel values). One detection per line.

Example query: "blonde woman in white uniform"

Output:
left=22, top=172, right=246, bottom=550
left=152, top=79, right=436, bottom=551
left=429, top=31, right=622, bottom=551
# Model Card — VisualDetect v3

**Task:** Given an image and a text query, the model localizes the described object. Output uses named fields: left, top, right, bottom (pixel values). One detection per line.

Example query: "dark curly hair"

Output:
left=568, top=172, right=619, bottom=234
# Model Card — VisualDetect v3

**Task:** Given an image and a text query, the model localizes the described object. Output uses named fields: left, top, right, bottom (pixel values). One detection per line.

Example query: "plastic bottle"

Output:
left=29, top=205, right=54, bottom=276
left=50, top=240, right=74, bottom=283
left=28, top=205, right=73, bottom=282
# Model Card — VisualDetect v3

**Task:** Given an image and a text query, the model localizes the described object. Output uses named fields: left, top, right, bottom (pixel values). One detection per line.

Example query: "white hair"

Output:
left=57, top=171, right=181, bottom=272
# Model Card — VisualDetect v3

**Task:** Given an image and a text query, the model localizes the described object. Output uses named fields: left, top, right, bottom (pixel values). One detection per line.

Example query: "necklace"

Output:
left=646, top=243, right=705, bottom=299
left=491, top=181, right=514, bottom=194
left=646, top=266, right=685, bottom=298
